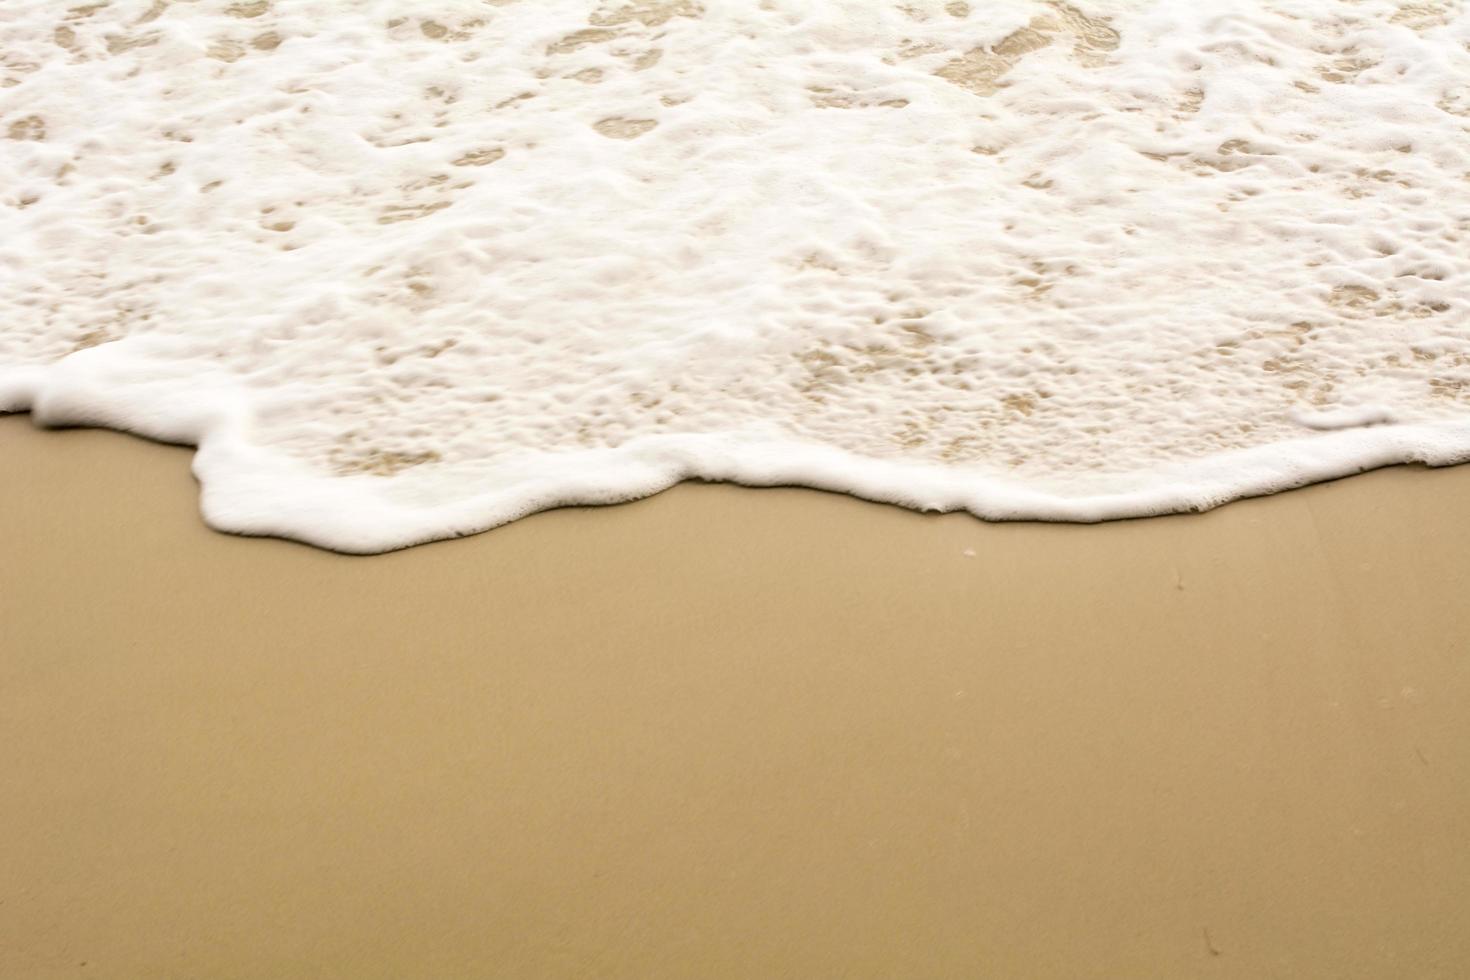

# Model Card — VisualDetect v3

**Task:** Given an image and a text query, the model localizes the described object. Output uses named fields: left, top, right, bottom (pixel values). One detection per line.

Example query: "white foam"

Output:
left=3, top=0, right=1469, bottom=552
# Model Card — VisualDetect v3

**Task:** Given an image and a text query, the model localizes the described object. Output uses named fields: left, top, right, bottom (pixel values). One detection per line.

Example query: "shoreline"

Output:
left=4, top=415, right=1469, bottom=978
left=7, top=410, right=1470, bottom=554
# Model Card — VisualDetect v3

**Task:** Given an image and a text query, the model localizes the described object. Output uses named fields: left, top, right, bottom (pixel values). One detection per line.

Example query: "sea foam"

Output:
left=3, top=0, right=1469, bottom=552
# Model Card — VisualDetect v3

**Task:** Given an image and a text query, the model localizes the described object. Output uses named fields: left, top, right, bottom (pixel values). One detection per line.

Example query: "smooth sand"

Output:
left=3, top=413, right=1469, bottom=979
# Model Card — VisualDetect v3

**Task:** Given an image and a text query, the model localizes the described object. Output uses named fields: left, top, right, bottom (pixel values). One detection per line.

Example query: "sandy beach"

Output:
left=6, top=2, right=1470, bottom=976
left=3, top=413, right=1469, bottom=978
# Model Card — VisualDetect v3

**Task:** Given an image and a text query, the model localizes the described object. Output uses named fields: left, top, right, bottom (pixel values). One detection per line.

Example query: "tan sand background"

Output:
left=2, top=413, right=1469, bottom=979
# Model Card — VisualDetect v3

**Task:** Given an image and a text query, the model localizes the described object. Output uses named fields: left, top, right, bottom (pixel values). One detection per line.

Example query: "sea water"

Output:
left=2, top=0, right=1468, bottom=551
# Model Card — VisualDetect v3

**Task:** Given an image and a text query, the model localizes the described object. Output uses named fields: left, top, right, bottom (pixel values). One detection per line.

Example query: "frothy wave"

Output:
left=3, top=0, right=1469, bottom=551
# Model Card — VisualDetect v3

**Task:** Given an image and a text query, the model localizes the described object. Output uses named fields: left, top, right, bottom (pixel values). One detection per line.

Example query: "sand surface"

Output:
left=3, top=413, right=1470, bottom=979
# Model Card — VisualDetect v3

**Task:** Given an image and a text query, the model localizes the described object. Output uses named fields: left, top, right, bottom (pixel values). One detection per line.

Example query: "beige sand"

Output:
left=2, top=413, right=1469, bottom=979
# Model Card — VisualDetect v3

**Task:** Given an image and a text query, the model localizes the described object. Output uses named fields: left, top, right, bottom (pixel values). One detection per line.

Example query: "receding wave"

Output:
left=2, top=0, right=1469, bottom=551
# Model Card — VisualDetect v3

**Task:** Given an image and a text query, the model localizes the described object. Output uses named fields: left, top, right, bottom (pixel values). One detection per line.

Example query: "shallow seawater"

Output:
left=2, top=0, right=1468, bottom=551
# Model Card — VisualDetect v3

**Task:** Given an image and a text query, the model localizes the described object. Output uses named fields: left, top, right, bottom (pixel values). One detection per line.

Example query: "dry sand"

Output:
left=2, top=413, right=1469, bottom=979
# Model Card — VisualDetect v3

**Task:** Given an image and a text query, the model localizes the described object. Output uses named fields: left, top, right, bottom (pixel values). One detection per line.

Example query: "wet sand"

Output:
left=3, top=412, right=1469, bottom=979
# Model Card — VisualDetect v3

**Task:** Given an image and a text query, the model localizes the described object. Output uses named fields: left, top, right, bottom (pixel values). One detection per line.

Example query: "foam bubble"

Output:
left=3, top=0, right=1469, bottom=551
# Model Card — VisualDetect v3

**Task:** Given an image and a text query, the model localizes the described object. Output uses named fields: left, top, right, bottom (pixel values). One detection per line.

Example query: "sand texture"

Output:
left=3, top=416, right=1470, bottom=977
